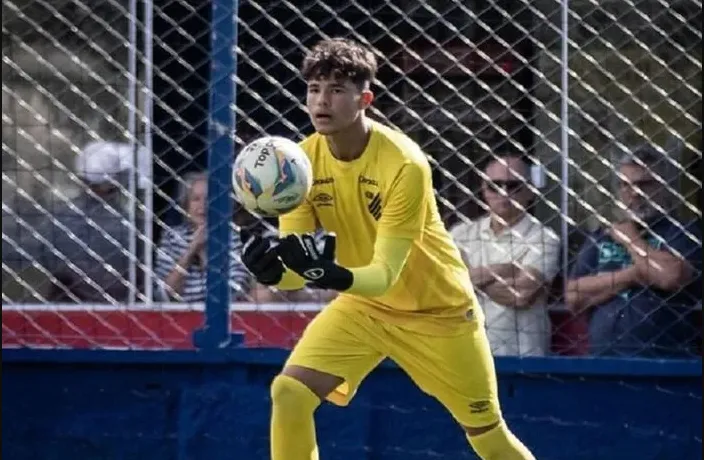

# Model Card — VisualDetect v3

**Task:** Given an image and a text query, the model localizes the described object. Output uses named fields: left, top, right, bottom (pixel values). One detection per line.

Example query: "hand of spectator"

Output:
left=241, top=230, right=285, bottom=285
left=186, top=225, right=207, bottom=264
left=189, top=225, right=206, bottom=252
left=633, top=257, right=663, bottom=286
left=609, top=221, right=640, bottom=247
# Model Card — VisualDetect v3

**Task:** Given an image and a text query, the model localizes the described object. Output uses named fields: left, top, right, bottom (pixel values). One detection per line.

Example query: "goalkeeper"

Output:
left=242, top=37, right=535, bottom=460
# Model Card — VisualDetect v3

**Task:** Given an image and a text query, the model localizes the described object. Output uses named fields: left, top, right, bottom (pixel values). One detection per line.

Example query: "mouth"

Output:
left=314, top=114, right=332, bottom=123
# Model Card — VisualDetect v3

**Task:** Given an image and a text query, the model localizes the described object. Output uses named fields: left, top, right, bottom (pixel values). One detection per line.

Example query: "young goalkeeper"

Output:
left=241, top=37, right=535, bottom=460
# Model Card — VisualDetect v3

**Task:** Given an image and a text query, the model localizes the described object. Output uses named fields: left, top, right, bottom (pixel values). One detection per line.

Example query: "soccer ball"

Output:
left=232, top=136, right=313, bottom=217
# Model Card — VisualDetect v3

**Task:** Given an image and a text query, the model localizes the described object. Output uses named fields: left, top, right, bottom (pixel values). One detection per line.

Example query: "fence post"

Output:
left=193, top=0, right=242, bottom=350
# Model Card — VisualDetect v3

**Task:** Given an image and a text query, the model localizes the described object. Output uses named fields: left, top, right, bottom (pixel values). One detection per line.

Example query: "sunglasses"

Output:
left=619, top=178, right=659, bottom=189
left=485, top=180, right=525, bottom=193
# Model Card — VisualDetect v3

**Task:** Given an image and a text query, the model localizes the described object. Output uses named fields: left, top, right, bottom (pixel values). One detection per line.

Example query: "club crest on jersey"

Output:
left=367, top=192, right=382, bottom=221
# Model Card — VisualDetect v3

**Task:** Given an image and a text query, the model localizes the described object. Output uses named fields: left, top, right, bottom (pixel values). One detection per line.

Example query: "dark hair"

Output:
left=301, top=38, right=377, bottom=88
left=484, top=154, right=531, bottom=179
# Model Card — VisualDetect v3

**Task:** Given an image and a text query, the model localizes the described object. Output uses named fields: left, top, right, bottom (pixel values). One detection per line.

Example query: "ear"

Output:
left=359, top=90, right=374, bottom=109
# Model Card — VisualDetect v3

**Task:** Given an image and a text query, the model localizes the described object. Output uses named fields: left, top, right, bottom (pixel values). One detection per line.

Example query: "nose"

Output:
left=314, top=91, right=331, bottom=108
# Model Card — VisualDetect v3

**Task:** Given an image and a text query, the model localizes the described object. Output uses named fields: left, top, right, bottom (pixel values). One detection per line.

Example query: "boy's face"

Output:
left=187, top=178, right=207, bottom=226
left=306, top=76, right=372, bottom=135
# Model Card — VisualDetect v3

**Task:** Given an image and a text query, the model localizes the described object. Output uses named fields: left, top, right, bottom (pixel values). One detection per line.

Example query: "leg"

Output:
left=270, top=301, right=386, bottom=460
left=387, top=319, right=535, bottom=460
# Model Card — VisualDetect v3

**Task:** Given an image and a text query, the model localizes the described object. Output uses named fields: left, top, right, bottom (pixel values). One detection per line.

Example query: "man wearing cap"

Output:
left=35, top=141, right=145, bottom=302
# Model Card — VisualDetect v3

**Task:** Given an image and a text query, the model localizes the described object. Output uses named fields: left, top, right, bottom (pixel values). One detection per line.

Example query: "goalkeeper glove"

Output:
left=240, top=230, right=285, bottom=285
left=277, top=233, right=354, bottom=291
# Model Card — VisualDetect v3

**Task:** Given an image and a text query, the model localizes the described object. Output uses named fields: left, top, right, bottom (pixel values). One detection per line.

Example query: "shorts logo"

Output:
left=469, top=400, right=490, bottom=414
left=367, top=192, right=382, bottom=221
left=303, top=268, right=325, bottom=280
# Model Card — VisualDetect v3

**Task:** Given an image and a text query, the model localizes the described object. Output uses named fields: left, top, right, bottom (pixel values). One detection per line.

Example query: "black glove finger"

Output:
left=320, top=233, right=336, bottom=261
left=242, top=235, right=269, bottom=265
left=277, top=234, right=309, bottom=270
left=299, top=234, right=321, bottom=261
left=250, top=246, right=280, bottom=273
left=239, top=228, right=252, bottom=245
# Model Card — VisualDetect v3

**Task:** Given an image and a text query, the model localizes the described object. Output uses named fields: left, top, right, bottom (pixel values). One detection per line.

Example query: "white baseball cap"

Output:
left=75, top=141, right=149, bottom=188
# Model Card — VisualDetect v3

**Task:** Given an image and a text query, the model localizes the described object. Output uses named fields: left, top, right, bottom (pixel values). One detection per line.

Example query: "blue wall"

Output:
left=2, top=349, right=701, bottom=460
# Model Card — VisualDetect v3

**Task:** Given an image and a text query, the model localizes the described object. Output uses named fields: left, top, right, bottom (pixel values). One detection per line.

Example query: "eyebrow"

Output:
left=307, top=79, right=347, bottom=87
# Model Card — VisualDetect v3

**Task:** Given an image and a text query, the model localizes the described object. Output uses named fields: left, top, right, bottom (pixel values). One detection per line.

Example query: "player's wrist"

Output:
left=313, top=261, right=353, bottom=291
left=284, top=260, right=353, bottom=292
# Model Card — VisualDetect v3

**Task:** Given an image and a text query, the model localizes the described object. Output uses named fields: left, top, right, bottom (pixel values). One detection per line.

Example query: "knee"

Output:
left=270, top=374, right=320, bottom=412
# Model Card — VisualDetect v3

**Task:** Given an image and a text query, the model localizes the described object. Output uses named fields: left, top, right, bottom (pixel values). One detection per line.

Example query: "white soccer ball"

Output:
left=232, top=136, right=313, bottom=217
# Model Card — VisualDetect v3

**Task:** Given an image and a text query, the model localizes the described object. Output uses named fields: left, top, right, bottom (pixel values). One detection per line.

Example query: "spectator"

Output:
left=155, top=171, right=251, bottom=302
left=566, top=146, right=702, bottom=357
left=36, top=141, right=147, bottom=302
left=451, top=155, right=560, bottom=356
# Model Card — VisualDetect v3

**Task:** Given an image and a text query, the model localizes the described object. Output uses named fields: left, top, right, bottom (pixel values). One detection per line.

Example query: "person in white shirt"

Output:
left=450, top=155, right=560, bottom=356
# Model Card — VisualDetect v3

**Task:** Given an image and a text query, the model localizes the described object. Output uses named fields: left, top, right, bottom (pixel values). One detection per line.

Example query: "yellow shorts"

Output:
left=285, top=297, right=501, bottom=428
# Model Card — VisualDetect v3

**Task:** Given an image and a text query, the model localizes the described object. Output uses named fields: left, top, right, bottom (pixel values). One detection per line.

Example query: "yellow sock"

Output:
left=467, top=421, right=535, bottom=460
left=270, top=374, right=321, bottom=460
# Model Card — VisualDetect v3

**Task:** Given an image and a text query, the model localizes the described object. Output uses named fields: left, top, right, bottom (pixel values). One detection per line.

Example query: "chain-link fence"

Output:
left=2, top=0, right=701, bottom=356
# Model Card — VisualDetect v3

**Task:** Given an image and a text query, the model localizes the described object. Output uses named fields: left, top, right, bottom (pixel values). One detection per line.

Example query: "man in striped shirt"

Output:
left=155, top=172, right=251, bottom=302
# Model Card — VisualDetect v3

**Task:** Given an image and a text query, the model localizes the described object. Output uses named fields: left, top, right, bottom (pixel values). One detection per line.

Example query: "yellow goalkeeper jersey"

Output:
left=279, top=120, right=480, bottom=333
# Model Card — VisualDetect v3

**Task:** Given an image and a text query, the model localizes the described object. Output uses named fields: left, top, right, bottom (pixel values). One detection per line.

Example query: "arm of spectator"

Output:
left=565, top=235, right=640, bottom=312
left=477, top=230, right=560, bottom=309
left=155, top=228, right=201, bottom=301
left=482, top=266, right=549, bottom=309
left=566, top=267, right=640, bottom=313
left=611, top=222, right=695, bottom=291
left=469, top=264, right=516, bottom=289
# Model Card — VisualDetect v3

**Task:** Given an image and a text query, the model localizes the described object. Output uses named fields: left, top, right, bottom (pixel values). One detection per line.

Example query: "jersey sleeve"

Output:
left=347, top=236, right=414, bottom=297
left=278, top=198, right=317, bottom=236
left=377, top=162, right=430, bottom=240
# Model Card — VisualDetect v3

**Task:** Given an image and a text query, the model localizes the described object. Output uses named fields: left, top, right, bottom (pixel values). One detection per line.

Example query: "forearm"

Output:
left=163, top=253, right=195, bottom=299
left=482, top=282, right=520, bottom=307
left=480, top=271, right=545, bottom=308
left=470, top=264, right=517, bottom=289
left=626, top=239, right=691, bottom=290
left=346, top=236, right=413, bottom=297
left=566, top=267, right=638, bottom=311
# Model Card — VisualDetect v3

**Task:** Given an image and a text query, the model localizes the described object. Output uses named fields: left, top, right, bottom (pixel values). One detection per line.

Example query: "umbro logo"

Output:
left=312, top=192, right=333, bottom=207
left=367, top=192, right=381, bottom=220
left=468, top=400, right=490, bottom=414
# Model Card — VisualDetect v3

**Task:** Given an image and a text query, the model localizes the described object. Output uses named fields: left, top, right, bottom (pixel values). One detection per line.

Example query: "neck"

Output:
left=490, top=212, right=524, bottom=233
left=326, top=117, right=371, bottom=162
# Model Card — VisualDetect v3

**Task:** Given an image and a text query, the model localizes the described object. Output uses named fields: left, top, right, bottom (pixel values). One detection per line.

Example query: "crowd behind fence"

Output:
left=2, top=0, right=701, bottom=358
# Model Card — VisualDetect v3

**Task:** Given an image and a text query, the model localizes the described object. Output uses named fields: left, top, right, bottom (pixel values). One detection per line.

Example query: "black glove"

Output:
left=240, top=230, right=284, bottom=285
left=277, top=233, right=354, bottom=291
